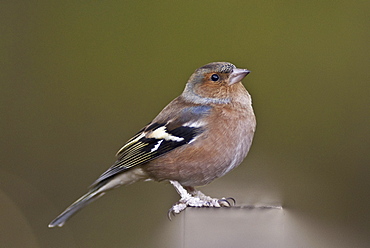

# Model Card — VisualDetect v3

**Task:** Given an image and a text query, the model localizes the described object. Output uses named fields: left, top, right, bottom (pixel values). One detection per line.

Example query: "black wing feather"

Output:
left=91, top=123, right=203, bottom=187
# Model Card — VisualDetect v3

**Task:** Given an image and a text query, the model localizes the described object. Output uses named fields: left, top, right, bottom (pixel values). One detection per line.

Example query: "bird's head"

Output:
left=182, top=62, right=250, bottom=104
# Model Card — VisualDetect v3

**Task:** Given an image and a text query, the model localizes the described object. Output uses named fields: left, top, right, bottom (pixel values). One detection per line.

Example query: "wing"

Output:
left=91, top=105, right=212, bottom=187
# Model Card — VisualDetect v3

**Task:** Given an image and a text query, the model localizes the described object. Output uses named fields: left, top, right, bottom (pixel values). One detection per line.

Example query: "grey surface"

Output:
left=157, top=206, right=367, bottom=248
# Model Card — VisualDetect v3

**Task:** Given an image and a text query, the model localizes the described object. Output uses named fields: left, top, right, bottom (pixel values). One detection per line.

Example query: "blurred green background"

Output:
left=1, top=1, right=369, bottom=247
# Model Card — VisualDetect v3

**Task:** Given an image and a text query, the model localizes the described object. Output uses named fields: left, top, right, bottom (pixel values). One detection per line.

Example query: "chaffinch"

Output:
left=49, top=62, right=256, bottom=227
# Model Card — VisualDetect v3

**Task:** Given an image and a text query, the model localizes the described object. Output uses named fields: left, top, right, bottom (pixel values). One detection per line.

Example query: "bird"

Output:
left=48, top=62, right=256, bottom=228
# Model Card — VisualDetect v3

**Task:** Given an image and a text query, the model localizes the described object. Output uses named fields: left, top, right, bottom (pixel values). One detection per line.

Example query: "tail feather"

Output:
left=48, top=187, right=105, bottom=228
left=49, top=167, right=147, bottom=227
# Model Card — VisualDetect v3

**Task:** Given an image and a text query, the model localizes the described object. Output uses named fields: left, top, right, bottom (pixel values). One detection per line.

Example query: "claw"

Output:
left=218, top=199, right=229, bottom=206
left=217, top=197, right=236, bottom=207
left=167, top=208, right=175, bottom=221
left=219, top=197, right=236, bottom=206
left=226, top=197, right=236, bottom=206
left=218, top=198, right=231, bottom=207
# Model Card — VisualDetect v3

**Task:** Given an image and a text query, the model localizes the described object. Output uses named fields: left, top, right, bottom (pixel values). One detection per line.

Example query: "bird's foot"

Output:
left=168, top=180, right=235, bottom=219
left=192, top=190, right=236, bottom=207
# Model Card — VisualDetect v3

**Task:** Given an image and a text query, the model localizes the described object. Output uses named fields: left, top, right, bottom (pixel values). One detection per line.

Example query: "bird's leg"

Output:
left=168, top=181, right=194, bottom=215
left=168, top=181, right=235, bottom=218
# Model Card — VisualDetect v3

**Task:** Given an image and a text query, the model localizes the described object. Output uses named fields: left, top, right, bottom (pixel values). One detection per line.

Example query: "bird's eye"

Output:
left=210, top=74, right=219, bottom=81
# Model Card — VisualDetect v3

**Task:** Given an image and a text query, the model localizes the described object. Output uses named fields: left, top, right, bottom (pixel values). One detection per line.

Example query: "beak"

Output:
left=229, top=68, right=250, bottom=85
